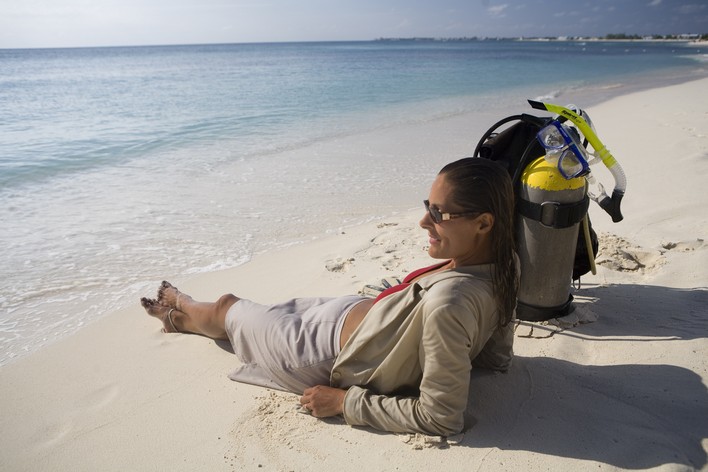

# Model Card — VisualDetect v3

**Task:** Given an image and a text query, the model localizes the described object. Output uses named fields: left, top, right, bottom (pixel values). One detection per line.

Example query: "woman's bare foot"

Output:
left=157, top=281, right=190, bottom=311
left=141, top=297, right=181, bottom=333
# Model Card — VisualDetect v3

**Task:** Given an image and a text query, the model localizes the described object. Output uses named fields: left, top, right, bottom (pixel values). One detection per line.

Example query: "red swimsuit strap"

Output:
left=373, top=260, right=451, bottom=304
left=401, top=260, right=450, bottom=283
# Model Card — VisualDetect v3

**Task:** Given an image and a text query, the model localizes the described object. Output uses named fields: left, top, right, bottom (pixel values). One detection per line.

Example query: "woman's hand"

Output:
left=300, top=385, right=346, bottom=417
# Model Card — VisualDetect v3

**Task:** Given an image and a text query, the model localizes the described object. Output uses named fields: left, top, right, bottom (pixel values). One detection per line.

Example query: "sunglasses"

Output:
left=424, top=200, right=481, bottom=224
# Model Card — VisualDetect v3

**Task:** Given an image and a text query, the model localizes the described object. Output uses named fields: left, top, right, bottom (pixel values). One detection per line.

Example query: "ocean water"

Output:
left=1, top=40, right=706, bottom=365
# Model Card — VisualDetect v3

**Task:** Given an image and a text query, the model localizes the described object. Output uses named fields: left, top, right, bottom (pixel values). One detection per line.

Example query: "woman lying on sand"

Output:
left=140, top=157, right=518, bottom=436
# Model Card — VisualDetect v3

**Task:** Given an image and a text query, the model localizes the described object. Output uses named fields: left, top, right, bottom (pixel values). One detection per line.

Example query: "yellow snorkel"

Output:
left=528, top=99, right=626, bottom=222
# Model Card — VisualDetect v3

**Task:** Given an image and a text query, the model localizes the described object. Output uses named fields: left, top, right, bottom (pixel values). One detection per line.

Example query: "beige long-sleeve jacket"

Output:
left=331, top=264, right=514, bottom=436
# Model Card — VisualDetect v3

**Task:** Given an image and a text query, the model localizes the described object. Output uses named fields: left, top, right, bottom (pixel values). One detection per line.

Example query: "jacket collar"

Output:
left=415, top=262, right=495, bottom=289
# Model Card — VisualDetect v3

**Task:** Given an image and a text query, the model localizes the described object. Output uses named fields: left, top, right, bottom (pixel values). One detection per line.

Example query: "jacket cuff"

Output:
left=341, top=385, right=366, bottom=426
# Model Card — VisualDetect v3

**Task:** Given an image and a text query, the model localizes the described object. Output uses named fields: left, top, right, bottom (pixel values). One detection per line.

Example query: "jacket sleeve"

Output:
left=342, top=303, right=476, bottom=436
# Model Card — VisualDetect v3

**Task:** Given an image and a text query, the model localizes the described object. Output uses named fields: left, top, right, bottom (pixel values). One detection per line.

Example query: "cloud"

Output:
left=487, top=4, right=508, bottom=18
left=395, top=18, right=411, bottom=29
left=648, top=0, right=662, bottom=6
left=678, top=4, right=706, bottom=14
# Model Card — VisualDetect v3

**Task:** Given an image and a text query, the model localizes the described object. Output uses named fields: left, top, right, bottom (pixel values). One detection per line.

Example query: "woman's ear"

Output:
left=477, top=213, right=495, bottom=234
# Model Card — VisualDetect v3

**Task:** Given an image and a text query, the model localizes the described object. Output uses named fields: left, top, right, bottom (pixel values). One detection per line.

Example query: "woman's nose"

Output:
left=419, top=211, right=432, bottom=229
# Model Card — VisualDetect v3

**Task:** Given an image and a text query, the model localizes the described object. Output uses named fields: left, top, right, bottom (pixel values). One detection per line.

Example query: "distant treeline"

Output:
left=605, top=33, right=707, bottom=40
left=376, top=33, right=708, bottom=42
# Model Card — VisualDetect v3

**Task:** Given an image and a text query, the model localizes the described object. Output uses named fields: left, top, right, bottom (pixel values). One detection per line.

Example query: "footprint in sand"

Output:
left=81, top=383, right=120, bottom=413
left=376, top=222, right=399, bottom=229
left=325, top=257, right=354, bottom=273
left=33, top=383, right=120, bottom=452
left=595, top=233, right=664, bottom=272
left=661, top=238, right=706, bottom=252
left=33, top=419, right=75, bottom=451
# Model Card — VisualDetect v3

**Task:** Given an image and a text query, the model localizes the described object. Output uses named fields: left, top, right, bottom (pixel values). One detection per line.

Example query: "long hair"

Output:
left=439, top=157, right=518, bottom=326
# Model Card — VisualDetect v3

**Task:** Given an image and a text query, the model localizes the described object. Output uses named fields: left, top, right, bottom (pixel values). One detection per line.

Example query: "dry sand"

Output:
left=1, top=77, right=706, bottom=472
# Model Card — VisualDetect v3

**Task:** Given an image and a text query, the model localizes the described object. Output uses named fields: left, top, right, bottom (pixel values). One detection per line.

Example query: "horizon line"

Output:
left=2, top=33, right=705, bottom=51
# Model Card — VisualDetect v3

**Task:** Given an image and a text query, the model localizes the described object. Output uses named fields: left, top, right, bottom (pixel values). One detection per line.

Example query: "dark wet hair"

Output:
left=439, top=157, right=518, bottom=326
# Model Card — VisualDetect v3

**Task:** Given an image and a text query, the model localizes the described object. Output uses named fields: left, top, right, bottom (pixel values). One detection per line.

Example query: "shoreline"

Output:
left=1, top=76, right=707, bottom=471
left=1, top=47, right=706, bottom=369
left=3, top=66, right=707, bottom=370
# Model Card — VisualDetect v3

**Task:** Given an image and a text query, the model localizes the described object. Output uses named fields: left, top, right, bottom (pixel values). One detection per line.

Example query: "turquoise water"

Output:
left=3, top=40, right=705, bottom=189
left=1, top=40, right=705, bottom=364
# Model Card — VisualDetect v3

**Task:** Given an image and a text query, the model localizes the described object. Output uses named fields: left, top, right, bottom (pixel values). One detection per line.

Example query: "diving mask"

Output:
left=537, top=120, right=590, bottom=179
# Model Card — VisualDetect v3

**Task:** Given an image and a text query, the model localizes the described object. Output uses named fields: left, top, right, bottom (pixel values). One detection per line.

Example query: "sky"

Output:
left=1, top=0, right=706, bottom=49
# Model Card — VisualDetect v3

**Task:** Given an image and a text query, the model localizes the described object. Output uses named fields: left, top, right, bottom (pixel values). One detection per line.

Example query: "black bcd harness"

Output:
left=473, top=113, right=599, bottom=281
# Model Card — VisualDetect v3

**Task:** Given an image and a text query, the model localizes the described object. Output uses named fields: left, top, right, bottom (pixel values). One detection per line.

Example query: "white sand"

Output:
left=1, top=77, right=706, bottom=472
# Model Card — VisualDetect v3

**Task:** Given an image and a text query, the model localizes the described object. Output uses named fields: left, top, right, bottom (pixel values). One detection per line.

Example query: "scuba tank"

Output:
left=474, top=100, right=625, bottom=321
left=515, top=157, right=589, bottom=320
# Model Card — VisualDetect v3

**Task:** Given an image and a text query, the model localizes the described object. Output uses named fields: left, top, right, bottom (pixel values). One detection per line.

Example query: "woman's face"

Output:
left=419, top=174, right=494, bottom=267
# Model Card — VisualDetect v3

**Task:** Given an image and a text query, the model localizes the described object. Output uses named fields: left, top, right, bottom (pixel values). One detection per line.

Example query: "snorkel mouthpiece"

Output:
left=599, top=190, right=624, bottom=223
left=528, top=99, right=626, bottom=223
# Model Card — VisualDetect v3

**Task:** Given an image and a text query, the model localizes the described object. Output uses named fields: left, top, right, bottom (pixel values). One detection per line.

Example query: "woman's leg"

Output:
left=140, top=281, right=238, bottom=340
